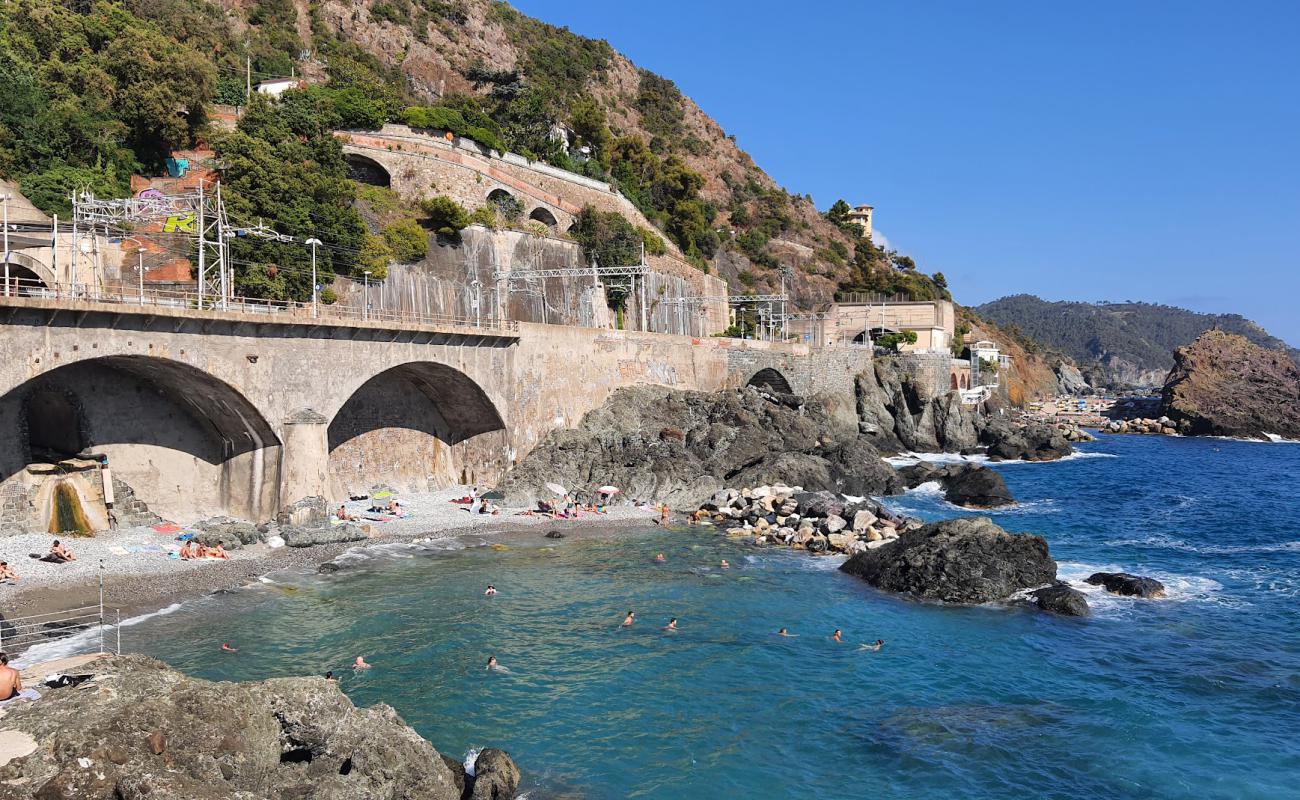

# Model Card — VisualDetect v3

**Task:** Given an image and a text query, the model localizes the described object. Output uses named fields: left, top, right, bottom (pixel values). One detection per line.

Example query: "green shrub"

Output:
left=419, top=195, right=471, bottom=236
left=382, top=218, right=428, bottom=262
left=319, top=286, right=339, bottom=304
left=488, top=191, right=524, bottom=221
left=571, top=206, right=641, bottom=268
left=468, top=206, right=498, bottom=229
left=637, top=226, right=667, bottom=256
left=358, top=234, right=391, bottom=279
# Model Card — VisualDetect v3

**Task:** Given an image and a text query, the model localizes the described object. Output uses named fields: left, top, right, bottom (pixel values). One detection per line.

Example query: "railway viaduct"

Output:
left=0, top=296, right=869, bottom=531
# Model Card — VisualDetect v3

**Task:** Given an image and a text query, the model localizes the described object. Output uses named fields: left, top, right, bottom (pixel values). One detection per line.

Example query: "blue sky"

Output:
left=509, top=0, right=1300, bottom=344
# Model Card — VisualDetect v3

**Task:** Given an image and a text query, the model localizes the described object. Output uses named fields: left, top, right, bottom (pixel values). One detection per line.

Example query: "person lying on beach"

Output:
left=777, top=628, right=798, bottom=637
left=0, top=562, right=16, bottom=582
left=209, top=543, right=230, bottom=560
left=621, top=611, right=636, bottom=627
left=386, top=499, right=402, bottom=514
left=662, top=618, right=678, bottom=632
left=48, top=540, right=76, bottom=562
left=354, top=656, right=371, bottom=670
left=0, top=654, right=20, bottom=701
left=859, top=640, right=885, bottom=652
left=831, top=629, right=843, bottom=643
left=336, top=505, right=357, bottom=521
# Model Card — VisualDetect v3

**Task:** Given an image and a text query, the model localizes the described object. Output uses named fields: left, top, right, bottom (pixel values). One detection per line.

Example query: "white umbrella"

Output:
left=597, top=485, right=620, bottom=495
left=545, top=482, right=567, bottom=496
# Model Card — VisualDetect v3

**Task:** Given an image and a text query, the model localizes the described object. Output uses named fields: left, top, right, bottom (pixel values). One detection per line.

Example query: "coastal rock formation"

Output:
left=839, top=517, right=1056, bottom=604
left=0, top=654, right=500, bottom=799
left=899, top=463, right=1015, bottom=508
left=1085, top=571, right=1167, bottom=598
left=1054, top=363, right=1092, bottom=395
left=281, top=522, right=370, bottom=548
left=499, top=386, right=901, bottom=511
left=470, top=748, right=522, bottom=800
left=979, top=418, right=1073, bottom=462
left=1160, top=330, right=1300, bottom=439
left=856, top=360, right=980, bottom=453
left=1032, top=583, right=1091, bottom=616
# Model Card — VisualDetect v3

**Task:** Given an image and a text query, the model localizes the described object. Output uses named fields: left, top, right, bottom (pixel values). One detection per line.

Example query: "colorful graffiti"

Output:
left=162, top=213, right=197, bottom=234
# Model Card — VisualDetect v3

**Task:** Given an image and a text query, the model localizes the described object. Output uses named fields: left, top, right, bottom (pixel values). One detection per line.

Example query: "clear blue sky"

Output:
left=510, top=0, right=1300, bottom=344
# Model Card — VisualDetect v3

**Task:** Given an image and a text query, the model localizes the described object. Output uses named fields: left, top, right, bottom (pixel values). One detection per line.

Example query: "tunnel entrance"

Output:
left=747, top=368, right=794, bottom=395
left=0, top=356, right=282, bottom=528
left=345, top=154, right=391, bottom=187
left=327, top=362, right=505, bottom=498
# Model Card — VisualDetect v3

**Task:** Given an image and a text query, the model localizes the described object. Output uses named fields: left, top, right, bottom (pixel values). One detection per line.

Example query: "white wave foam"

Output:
left=13, top=602, right=183, bottom=668
left=905, top=480, right=946, bottom=498
left=1055, top=561, right=1233, bottom=612
left=463, top=748, right=481, bottom=777
left=886, top=450, right=1118, bottom=467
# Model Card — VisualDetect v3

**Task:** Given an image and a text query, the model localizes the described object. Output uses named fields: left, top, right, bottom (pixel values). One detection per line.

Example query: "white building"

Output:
left=254, top=78, right=306, bottom=98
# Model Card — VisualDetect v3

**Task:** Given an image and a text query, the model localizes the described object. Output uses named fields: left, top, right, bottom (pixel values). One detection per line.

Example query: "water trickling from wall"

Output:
left=48, top=478, right=92, bottom=535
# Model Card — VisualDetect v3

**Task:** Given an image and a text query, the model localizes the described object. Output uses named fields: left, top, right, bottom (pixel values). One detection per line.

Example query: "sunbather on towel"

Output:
left=0, top=653, right=23, bottom=701
left=0, top=561, right=18, bottom=582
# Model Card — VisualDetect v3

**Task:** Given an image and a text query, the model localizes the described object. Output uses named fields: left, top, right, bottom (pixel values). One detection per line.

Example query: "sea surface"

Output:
left=123, top=434, right=1300, bottom=799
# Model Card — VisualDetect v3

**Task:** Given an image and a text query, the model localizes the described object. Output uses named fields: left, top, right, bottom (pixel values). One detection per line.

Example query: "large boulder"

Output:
left=1085, top=572, right=1167, bottom=598
left=1160, top=330, right=1300, bottom=439
left=281, top=523, right=369, bottom=548
left=899, top=462, right=1015, bottom=508
left=1032, top=583, right=1091, bottom=616
left=470, top=748, right=521, bottom=800
left=839, top=517, right=1056, bottom=604
left=979, top=418, right=1073, bottom=462
left=0, top=655, right=464, bottom=799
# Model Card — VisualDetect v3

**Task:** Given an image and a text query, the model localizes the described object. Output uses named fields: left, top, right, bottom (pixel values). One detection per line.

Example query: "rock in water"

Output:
left=470, top=748, right=521, bottom=800
left=1032, top=583, right=1091, bottom=616
left=979, top=419, right=1073, bottom=462
left=839, top=517, right=1056, bottom=604
left=1085, top=572, right=1167, bottom=598
left=0, top=655, right=465, bottom=799
left=1161, top=330, right=1300, bottom=439
left=899, top=463, right=1015, bottom=508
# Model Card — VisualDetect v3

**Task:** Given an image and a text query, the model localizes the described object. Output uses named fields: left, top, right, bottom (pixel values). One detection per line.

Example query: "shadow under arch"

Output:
left=327, top=362, right=506, bottom=495
left=344, top=153, right=392, bottom=187
left=747, top=367, right=794, bottom=395
left=0, top=355, right=282, bottom=523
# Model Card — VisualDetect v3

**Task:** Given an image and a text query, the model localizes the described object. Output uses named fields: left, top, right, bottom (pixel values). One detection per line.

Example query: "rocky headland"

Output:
left=0, top=655, right=520, bottom=800
left=1159, top=330, right=1300, bottom=440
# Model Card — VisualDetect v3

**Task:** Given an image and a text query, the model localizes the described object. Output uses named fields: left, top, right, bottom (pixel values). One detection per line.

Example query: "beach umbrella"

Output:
left=545, top=482, right=567, bottom=496
left=597, top=485, right=620, bottom=495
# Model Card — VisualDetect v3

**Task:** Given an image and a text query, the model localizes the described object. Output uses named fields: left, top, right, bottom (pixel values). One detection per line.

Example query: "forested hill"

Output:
left=0, top=0, right=947, bottom=307
left=975, top=295, right=1299, bottom=389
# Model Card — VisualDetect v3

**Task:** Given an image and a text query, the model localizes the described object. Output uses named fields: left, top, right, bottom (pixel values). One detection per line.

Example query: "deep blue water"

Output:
left=124, top=434, right=1300, bottom=799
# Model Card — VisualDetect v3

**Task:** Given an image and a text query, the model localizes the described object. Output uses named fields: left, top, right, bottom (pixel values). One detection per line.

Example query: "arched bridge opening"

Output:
left=345, top=153, right=392, bottom=187
left=0, top=356, right=281, bottom=530
left=327, top=362, right=506, bottom=498
left=747, top=368, right=794, bottom=396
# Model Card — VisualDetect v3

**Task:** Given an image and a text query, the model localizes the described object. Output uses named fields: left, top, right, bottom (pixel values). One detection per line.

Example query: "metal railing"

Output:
left=0, top=604, right=121, bottom=659
left=0, top=281, right=519, bottom=333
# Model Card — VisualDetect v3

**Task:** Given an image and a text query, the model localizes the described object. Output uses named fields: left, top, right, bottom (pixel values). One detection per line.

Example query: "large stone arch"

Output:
left=344, top=153, right=392, bottom=187
left=2, top=252, right=54, bottom=296
left=528, top=206, right=558, bottom=229
left=0, top=355, right=282, bottom=528
left=326, top=362, right=506, bottom=498
left=747, top=367, right=794, bottom=395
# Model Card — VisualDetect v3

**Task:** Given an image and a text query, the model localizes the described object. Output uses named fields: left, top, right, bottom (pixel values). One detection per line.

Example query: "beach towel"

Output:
left=0, top=689, right=40, bottom=705
left=151, top=523, right=181, bottom=534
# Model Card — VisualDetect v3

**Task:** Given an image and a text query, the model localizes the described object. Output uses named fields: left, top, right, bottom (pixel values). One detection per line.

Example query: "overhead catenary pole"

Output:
left=51, top=214, right=58, bottom=290
left=197, top=178, right=206, bottom=309
left=305, top=237, right=322, bottom=317
left=2, top=192, right=9, bottom=297
left=638, top=242, right=647, bottom=332
left=215, top=181, right=228, bottom=308
left=70, top=194, right=78, bottom=298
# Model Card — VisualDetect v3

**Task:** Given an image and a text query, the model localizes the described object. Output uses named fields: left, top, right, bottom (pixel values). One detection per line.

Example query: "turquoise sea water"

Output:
left=125, top=434, right=1300, bottom=799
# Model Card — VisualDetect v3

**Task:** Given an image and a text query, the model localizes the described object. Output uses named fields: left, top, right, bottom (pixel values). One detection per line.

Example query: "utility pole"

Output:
left=215, top=181, right=227, bottom=308
left=363, top=270, right=371, bottom=321
left=69, top=193, right=77, bottom=298
left=246, top=53, right=252, bottom=103
left=2, top=192, right=9, bottom=297
left=196, top=178, right=206, bottom=309
left=638, top=241, right=647, bottom=332
left=305, top=238, right=322, bottom=317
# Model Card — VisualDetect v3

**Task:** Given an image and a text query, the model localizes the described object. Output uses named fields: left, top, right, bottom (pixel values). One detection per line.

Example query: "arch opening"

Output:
left=328, top=362, right=505, bottom=498
left=345, top=153, right=391, bottom=187
left=747, top=367, right=794, bottom=396
left=3, top=265, right=50, bottom=296
left=528, top=207, right=558, bottom=228
left=0, top=355, right=282, bottom=529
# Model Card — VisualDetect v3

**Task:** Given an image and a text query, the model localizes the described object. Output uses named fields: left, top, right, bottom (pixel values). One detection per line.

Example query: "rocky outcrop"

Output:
left=1054, top=363, right=1092, bottom=395
left=469, top=748, right=522, bottom=800
left=978, top=418, right=1073, bottom=462
left=0, top=654, right=522, bottom=799
left=1160, top=330, right=1300, bottom=439
left=498, top=386, right=901, bottom=511
left=839, top=517, right=1056, bottom=604
left=856, top=359, right=979, bottom=454
left=1085, top=571, right=1167, bottom=598
left=1032, top=583, right=1090, bottom=616
left=899, top=463, right=1015, bottom=508
left=281, top=522, right=370, bottom=548
left=192, top=517, right=266, bottom=550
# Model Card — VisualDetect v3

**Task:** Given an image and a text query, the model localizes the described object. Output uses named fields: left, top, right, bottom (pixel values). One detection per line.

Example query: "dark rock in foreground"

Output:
left=980, top=418, right=1073, bottom=462
left=1032, top=583, right=1091, bottom=616
left=470, top=747, right=522, bottom=800
left=0, top=654, right=497, bottom=799
left=1160, top=330, right=1300, bottom=439
left=839, top=517, right=1056, bottom=604
left=282, top=522, right=369, bottom=548
left=899, top=462, right=1015, bottom=508
left=1086, top=571, right=1167, bottom=598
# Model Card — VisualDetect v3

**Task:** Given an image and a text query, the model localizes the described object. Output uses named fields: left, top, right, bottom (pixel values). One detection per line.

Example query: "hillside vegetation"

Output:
left=0, top=0, right=947, bottom=306
left=975, top=294, right=1299, bottom=389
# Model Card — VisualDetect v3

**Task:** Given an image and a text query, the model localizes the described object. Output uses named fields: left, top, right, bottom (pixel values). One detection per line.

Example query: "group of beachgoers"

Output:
left=336, top=497, right=404, bottom=522
left=0, top=539, right=79, bottom=583
left=178, top=540, right=230, bottom=560
left=450, top=488, right=502, bottom=516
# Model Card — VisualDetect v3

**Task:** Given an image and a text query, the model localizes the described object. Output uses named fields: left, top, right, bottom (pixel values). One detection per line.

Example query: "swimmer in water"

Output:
left=831, top=629, right=843, bottom=643
left=325, top=671, right=336, bottom=681
left=484, top=585, right=497, bottom=596
left=859, top=639, right=885, bottom=652
left=221, top=643, right=237, bottom=652
left=655, top=553, right=666, bottom=562
left=720, top=559, right=730, bottom=569
left=621, top=611, right=636, bottom=627
left=777, top=628, right=798, bottom=637
left=354, top=656, right=371, bottom=669
left=663, top=617, right=678, bottom=632
left=486, top=656, right=498, bottom=670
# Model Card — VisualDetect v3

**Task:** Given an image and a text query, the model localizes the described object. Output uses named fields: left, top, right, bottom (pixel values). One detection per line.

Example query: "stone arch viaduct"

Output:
left=0, top=297, right=868, bottom=531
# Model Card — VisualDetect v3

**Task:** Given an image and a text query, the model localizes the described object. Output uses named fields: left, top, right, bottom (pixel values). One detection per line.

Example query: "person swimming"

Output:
left=859, top=639, right=885, bottom=652
left=354, top=656, right=371, bottom=669
left=325, top=671, right=336, bottom=681
left=655, top=553, right=666, bottom=562
left=831, top=629, right=843, bottom=643
left=484, top=585, right=497, bottom=596
left=221, top=643, right=237, bottom=652
left=621, top=611, right=635, bottom=627
left=486, top=656, right=498, bottom=670
left=720, top=559, right=730, bottom=569
left=777, top=628, right=798, bottom=637
left=663, top=617, right=678, bottom=632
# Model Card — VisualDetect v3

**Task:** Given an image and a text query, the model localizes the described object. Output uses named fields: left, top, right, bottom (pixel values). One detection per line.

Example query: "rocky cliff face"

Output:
left=0, top=655, right=512, bottom=799
left=1160, top=330, right=1300, bottom=439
